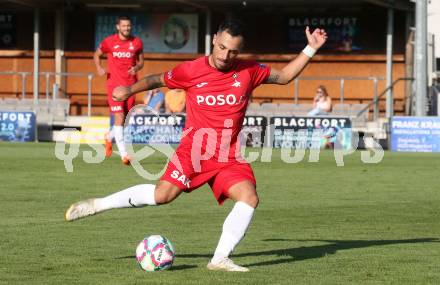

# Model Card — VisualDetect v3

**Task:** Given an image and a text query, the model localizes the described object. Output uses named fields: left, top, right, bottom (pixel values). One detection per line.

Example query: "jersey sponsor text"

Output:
left=196, top=94, right=245, bottom=106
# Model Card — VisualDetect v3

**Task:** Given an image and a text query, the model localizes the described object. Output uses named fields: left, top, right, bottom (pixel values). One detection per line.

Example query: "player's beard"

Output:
left=119, top=30, right=131, bottom=39
left=214, top=58, right=232, bottom=71
left=208, top=54, right=234, bottom=71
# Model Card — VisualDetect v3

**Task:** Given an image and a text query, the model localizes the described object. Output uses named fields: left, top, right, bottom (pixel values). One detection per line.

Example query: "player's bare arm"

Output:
left=112, top=73, right=165, bottom=101
left=93, top=48, right=106, bottom=76
left=128, top=52, right=144, bottom=75
left=265, top=27, right=327, bottom=85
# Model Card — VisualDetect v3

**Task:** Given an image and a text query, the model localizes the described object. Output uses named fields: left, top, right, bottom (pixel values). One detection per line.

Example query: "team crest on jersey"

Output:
left=231, top=73, right=241, bottom=88
left=113, top=45, right=120, bottom=49
left=129, top=42, right=134, bottom=50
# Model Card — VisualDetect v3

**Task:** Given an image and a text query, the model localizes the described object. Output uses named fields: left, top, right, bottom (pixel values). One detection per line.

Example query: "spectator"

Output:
left=165, top=89, right=186, bottom=113
left=308, top=85, right=332, bottom=116
left=143, top=88, right=165, bottom=112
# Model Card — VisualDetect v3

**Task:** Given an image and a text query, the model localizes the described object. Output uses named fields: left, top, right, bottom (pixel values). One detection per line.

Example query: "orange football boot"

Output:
left=122, top=155, right=131, bottom=166
left=104, top=138, right=113, bottom=158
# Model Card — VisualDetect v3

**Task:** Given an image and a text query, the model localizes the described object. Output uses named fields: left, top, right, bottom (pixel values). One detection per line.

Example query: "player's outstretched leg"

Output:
left=207, top=181, right=258, bottom=272
left=65, top=181, right=181, bottom=221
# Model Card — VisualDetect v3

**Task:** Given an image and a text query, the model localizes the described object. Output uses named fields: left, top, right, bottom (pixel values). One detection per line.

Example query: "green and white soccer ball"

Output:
left=135, top=235, right=175, bottom=271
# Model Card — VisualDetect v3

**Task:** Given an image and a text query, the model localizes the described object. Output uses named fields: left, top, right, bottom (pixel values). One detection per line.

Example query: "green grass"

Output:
left=1, top=142, right=440, bottom=284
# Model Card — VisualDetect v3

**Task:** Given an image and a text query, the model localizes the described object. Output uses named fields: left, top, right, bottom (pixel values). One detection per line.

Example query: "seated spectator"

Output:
left=307, top=85, right=332, bottom=116
left=144, top=88, right=165, bottom=113
left=165, top=89, right=186, bottom=113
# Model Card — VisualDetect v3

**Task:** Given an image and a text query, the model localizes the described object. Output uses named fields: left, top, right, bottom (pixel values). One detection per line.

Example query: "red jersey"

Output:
left=99, top=34, right=143, bottom=86
left=164, top=56, right=270, bottom=160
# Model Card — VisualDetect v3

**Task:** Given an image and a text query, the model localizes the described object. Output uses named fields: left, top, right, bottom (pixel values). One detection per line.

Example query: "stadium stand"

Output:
left=1, top=97, right=70, bottom=124
left=2, top=98, right=19, bottom=110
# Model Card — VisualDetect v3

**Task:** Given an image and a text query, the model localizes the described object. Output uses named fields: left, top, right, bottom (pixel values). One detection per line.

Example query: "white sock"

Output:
left=94, top=184, right=156, bottom=212
left=106, top=128, right=115, bottom=141
left=114, top=126, right=127, bottom=157
left=211, top=201, right=255, bottom=263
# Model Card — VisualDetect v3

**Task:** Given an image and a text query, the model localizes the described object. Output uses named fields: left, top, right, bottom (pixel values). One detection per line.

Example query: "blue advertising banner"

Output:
left=126, top=114, right=186, bottom=144
left=391, top=116, right=440, bottom=152
left=242, top=115, right=267, bottom=147
left=124, top=114, right=352, bottom=148
left=270, top=116, right=352, bottom=149
left=0, top=111, right=36, bottom=142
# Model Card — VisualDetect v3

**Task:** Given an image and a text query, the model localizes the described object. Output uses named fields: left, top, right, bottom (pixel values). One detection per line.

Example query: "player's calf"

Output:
left=154, top=181, right=182, bottom=205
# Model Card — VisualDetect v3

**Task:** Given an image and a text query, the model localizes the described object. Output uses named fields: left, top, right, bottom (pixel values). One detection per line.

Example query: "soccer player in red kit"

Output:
left=94, top=15, right=144, bottom=165
left=66, top=19, right=327, bottom=271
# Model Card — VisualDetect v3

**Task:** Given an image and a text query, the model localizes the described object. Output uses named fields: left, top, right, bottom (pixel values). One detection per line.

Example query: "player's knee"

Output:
left=228, top=181, right=259, bottom=208
left=154, top=190, right=175, bottom=205
left=245, top=194, right=259, bottom=209
left=154, top=183, right=181, bottom=205
left=113, top=113, right=125, bottom=125
left=237, top=192, right=259, bottom=209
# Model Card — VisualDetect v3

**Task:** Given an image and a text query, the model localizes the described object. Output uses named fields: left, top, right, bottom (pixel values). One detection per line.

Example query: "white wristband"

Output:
left=302, top=45, right=316, bottom=58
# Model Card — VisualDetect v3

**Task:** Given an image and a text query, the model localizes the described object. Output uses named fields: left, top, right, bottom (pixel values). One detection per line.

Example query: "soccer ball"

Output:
left=135, top=235, right=175, bottom=271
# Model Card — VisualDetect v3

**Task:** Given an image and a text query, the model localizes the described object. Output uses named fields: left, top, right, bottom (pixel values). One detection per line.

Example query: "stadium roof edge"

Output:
left=2, top=0, right=414, bottom=11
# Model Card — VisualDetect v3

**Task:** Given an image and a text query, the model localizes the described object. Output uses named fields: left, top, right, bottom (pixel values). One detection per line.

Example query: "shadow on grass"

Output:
left=178, top=238, right=439, bottom=268
left=113, top=255, right=198, bottom=271
left=170, top=265, right=198, bottom=271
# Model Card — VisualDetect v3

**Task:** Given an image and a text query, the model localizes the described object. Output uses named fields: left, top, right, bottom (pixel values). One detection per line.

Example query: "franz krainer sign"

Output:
left=391, top=116, right=440, bottom=152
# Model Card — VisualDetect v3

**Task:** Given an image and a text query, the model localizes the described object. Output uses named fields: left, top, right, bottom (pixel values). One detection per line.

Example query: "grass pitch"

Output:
left=1, top=142, right=440, bottom=284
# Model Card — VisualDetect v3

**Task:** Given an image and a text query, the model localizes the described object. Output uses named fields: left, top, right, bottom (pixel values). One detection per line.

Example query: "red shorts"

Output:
left=107, top=85, right=136, bottom=114
left=160, top=144, right=256, bottom=205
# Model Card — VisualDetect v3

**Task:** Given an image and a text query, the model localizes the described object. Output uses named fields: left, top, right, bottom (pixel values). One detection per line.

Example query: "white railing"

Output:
left=293, top=76, right=385, bottom=121
left=1, top=72, right=390, bottom=119
left=0, top=71, right=94, bottom=116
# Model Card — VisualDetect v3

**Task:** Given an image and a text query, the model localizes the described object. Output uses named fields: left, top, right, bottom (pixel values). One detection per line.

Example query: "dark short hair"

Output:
left=116, top=16, right=131, bottom=24
left=217, top=18, right=244, bottom=37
